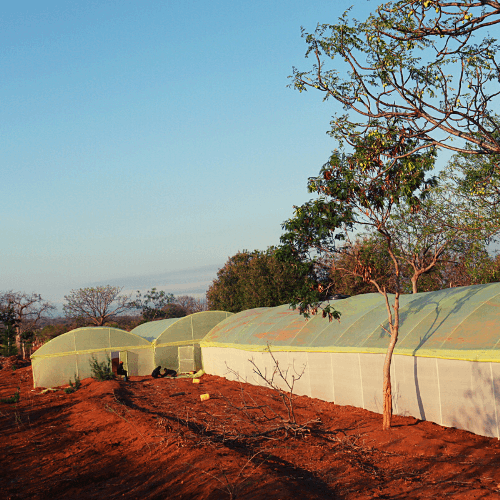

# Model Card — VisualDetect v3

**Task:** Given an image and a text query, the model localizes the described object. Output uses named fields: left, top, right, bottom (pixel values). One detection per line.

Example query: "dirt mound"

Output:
left=1, top=365, right=500, bottom=499
left=0, top=355, right=30, bottom=371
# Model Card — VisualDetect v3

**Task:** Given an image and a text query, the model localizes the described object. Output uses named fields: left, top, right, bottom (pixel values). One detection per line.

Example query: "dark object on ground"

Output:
left=117, top=361, right=128, bottom=382
left=169, top=392, right=185, bottom=397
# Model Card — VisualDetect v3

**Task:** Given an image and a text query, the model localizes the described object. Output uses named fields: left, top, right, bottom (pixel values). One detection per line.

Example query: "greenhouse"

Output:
left=131, top=311, right=233, bottom=373
left=31, top=327, right=152, bottom=388
left=201, top=283, right=500, bottom=439
left=31, top=311, right=232, bottom=388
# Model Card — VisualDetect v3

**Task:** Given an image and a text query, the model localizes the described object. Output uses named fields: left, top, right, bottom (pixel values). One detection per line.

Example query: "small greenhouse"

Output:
left=31, top=311, right=232, bottom=388
left=131, top=311, right=233, bottom=373
left=201, top=283, right=500, bottom=439
left=31, top=327, right=152, bottom=388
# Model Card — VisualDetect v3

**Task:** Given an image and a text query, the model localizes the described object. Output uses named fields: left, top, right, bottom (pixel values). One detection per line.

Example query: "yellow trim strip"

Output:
left=31, top=344, right=152, bottom=360
left=154, top=339, right=202, bottom=348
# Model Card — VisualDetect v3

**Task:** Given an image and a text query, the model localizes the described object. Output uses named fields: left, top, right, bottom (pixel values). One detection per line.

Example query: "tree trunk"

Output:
left=15, top=326, right=22, bottom=358
left=382, top=329, right=399, bottom=430
left=382, top=291, right=400, bottom=431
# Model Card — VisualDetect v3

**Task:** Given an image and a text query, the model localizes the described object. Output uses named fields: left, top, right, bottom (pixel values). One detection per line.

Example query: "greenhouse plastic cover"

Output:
left=131, top=311, right=233, bottom=373
left=131, top=311, right=233, bottom=345
left=31, top=327, right=152, bottom=387
left=202, top=282, right=500, bottom=362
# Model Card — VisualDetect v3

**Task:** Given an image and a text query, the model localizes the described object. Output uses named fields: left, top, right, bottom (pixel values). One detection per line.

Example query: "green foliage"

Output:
left=89, top=355, right=114, bottom=381
left=39, top=323, right=73, bottom=342
left=291, top=1, right=500, bottom=157
left=65, top=374, right=82, bottom=394
left=328, top=234, right=396, bottom=296
left=207, top=247, right=318, bottom=313
left=129, top=288, right=177, bottom=321
left=1, top=388, right=20, bottom=404
left=279, top=137, right=436, bottom=316
left=0, top=306, right=19, bottom=357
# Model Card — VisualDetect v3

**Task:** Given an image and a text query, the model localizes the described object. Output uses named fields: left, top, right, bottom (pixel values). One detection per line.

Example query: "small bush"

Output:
left=1, top=388, right=20, bottom=404
left=90, top=355, right=114, bottom=381
left=65, top=374, right=81, bottom=394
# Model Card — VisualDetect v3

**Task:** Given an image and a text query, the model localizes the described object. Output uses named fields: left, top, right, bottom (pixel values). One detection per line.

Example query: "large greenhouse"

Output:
left=200, top=283, right=500, bottom=439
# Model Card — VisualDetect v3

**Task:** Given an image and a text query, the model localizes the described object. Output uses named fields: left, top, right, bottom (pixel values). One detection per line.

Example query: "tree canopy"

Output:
left=291, top=1, right=500, bottom=160
left=0, top=291, right=55, bottom=357
left=283, top=0, right=500, bottom=430
left=207, top=247, right=318, bottom=313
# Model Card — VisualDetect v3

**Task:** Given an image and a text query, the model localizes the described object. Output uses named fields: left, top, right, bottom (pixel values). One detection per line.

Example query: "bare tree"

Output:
left=0, top=291, right=55, bottom=358
left=63, top=286, right=131, bottom=326
left=175, top=295, right=208, bottom=315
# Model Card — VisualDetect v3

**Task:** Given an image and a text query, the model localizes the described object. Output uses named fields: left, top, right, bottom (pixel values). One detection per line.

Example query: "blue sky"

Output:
left=1, top=0, right=487, bottom=305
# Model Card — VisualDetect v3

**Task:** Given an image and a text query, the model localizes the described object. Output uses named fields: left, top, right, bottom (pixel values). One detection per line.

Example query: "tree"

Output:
left=280, top=136, right=496, bottom=429
left=0, top=291, right=55, bottom=358
left=0, top=305, right=19, bottom=356
left=175, top=295, right=208, bottom=315
left=161, top=303, right=187, bottom=319
left=129, top=288, right=176, bottom=321
left=291, top=2, right=500, bottom=163
left=63, top=286, right=131, bottom=326
left=327, top=233, right=398, bottom=296
left=207, top=247, right=318, bottom=313
left=279, top=132, right=450, bottom=430
left=284, top=0, right=500, bottom=429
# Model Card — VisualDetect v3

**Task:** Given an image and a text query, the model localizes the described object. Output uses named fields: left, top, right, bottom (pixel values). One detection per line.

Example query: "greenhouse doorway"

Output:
left=111, top=351, right=120, bottom=374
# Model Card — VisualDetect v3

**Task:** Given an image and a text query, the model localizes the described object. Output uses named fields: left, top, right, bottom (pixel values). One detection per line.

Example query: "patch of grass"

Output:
left=90, top=355, right=114, bottom=381
left=1, top=388, right=20, bottom=404
left=64, top=374, right=82, bottom=394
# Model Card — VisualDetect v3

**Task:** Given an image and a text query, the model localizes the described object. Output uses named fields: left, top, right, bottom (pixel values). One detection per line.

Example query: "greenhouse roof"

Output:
left=32, top=327, right=151, bottom=359
left=202, top=283, right=500, bottom=362
left=131, top=311, right=233, bottom=345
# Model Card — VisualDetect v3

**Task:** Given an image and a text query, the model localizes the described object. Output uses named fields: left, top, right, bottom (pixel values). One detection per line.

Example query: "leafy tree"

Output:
left=63, top=286, right=131, bottom=326
left=284, top=0, right=500, bottom=429
left=330, top=229, right=497, bottom=296
left=291, top=1, right=500, bottom=167
left=207, top=247, right=317, bottom=313
left=161, top=303, right=187, bottom=319
left=0, top=291, right=55, bottom=357
left=440, top=142, right=500, bottom=229
left=129, top=288, right=176, bottom=321
left=280, top=135, right=495, bottom=430
left=327, top=234, right=397, bottom=296
left=279, top=132, right=448, bottom=430
left=175, top=295, right=208, bottom=315
left=0, top=305, right=19, bottom=357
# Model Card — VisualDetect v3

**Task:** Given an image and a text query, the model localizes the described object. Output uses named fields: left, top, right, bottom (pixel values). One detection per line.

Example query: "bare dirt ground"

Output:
left=2, top=358, right=500, bottom=499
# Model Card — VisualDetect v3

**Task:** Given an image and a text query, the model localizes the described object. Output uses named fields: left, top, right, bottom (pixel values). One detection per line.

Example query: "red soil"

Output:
left=1, top=360, right=500, bottom=499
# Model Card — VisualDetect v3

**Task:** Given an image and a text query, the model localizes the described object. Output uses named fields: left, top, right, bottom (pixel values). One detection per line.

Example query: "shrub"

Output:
left=64, top=374, right=81, bottom=394
left=1, top=388, right=20, bottom=404
left=89, top=355, right=114, bottom=381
